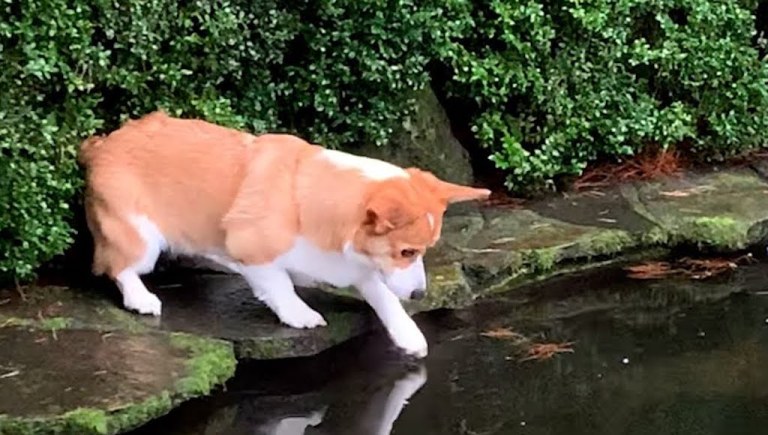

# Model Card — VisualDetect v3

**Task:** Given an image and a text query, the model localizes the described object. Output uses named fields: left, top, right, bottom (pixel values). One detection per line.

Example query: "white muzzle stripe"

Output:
left=384, top=255, right=427, bottom=299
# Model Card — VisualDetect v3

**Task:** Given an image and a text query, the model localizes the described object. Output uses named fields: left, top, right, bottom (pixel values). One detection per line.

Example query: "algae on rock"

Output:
left=627, top=170, right=768, bottom=251
left=675, top=217, right=750, bottom=250
left=409, top=262, right=474, bottom=311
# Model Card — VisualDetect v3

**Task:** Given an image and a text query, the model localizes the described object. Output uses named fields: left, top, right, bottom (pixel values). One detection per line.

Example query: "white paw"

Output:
left=124, top=291, right=162, bottom=316
left=278, top=306, right=327, bottom=329
left=390, top=325, right=428, bottom=358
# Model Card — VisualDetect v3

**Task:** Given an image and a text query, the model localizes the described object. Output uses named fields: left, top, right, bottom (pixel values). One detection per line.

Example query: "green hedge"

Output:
left=2, top=0, right=768, bottom=279
left=442, top=0, right=768, bottom=192
left=0, top=0, right=456, bottom=280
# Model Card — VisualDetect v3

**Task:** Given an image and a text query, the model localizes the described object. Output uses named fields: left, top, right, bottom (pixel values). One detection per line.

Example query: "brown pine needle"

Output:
left=519, top=341, right=576, bottom=362
left=625, top=261, right=677, bottom=279
left=575, top=148, right=685, bottom=191
left=625, top=254, right=754, bottom=280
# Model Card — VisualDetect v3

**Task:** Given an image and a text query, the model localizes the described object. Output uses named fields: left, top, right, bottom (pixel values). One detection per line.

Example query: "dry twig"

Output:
left=480, top=327, right=528, bottom=342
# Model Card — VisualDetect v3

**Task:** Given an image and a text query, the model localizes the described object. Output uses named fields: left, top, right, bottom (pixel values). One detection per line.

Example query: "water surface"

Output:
left=134, top=261, right=768, bottom=435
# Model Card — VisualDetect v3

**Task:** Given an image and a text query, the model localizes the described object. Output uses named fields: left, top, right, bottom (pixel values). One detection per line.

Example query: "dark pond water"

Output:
left=133, top=260, right=768, bottom=435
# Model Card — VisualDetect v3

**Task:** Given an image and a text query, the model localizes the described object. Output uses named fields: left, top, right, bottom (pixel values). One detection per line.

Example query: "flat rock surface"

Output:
left=148, top=273, right=376, bottom=359
left=422, top=196, right=644, bottom=299
left=0, top=273, right=376, bottom=361
left=629, top=169, right=768, bottom=247
left=528, top=186, right=655, bottom=232
left=0, top=328, right=183, bottom=418
left=0, top=326, right=234, bottom=434
left=420, top=167, right=768, bottom=304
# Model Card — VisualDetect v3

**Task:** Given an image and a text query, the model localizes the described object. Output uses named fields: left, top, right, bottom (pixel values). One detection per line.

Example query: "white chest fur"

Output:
left=275, top=238, right=373, bottom=288
left=197, top=236, right=372, bottom=289
left=130, top=215, right=369, bottom=288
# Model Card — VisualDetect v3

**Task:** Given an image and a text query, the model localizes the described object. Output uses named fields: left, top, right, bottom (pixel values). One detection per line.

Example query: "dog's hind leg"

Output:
left=87, top=201, right=164, bottom=316
left=115, top=268, right=162, bottom=316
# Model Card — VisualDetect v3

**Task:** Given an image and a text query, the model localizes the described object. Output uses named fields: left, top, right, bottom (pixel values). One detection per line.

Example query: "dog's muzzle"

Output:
left=410, top=289, right=426, bottom=300
left=384, top=256, right=427, bottom=300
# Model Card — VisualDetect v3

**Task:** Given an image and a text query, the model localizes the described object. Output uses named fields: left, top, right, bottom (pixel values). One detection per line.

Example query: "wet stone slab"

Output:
left=528, top=187, right=656, bottom=233
left=625, top=169, right=768, bottom=250
left=147, top=273, right=376, bottom=360
left=0, top=274, right=377, bottom=361
left=421, top=166, right=768, bottom=305
left=0, top=327, right=234, bottom=435
left=0, top=275, right=371, bottom=432
left=423, top=204, right=643, bottom=297
left=0, top=328, right=182, bottom=418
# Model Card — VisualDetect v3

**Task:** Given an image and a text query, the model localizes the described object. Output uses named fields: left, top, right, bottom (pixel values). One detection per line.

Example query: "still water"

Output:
left=134, top=261, right=768, bottom=435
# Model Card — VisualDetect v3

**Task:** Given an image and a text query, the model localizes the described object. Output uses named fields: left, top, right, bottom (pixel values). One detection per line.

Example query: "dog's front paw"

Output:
left=123, top=291, right=162, bottom=316
left=390, top=326, right=428, bottom=359
left=278, top=306, right=327, bottom=329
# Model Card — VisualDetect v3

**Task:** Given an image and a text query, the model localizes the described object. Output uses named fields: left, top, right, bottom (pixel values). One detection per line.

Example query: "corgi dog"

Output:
left=78, top=111, right=489, bottom=358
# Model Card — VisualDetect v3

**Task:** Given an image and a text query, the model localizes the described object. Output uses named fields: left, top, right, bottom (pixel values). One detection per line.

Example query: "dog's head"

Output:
left=353, top=168, right=490, bottom=300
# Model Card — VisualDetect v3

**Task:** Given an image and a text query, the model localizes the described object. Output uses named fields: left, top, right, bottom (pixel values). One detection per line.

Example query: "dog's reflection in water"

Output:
left=253, top=364, right=427, bottom=435
left=254, top=408, right=326, bottom=435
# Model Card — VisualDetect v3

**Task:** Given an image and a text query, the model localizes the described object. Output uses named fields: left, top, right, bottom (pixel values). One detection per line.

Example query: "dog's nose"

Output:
left=410, top=289, right=426, bottom=300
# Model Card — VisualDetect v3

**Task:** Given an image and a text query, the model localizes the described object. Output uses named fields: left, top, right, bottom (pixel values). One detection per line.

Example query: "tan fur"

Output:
left=80, top=111, right=490, bottom=278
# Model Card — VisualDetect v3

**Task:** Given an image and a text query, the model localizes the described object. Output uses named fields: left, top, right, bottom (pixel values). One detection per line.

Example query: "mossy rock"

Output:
left=626, top=170, right=768, bottom=250
left=355, top=87, right=474, bottom=184
left=0, top=285, right=151, bottom=334
left=407, top=262, right=474, bottom=312
left=430, top=206, right=643, bottom=294
left=0, top=327, right=235, bottom=435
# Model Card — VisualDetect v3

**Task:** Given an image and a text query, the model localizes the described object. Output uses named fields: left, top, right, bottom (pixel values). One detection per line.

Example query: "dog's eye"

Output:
left=401, top=248, right=418, bottom=258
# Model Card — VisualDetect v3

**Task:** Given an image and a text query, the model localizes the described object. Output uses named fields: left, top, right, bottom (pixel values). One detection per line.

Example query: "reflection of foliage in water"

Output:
left=411, top=270, right=768, bottom=435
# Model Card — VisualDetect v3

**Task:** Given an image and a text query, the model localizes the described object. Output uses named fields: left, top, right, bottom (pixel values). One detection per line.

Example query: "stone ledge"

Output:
left=412, top=168, right=768, bottom=310
left=0, top=276, right=369, bottom=433
left=0, top=276, right=375, bottom=362
left=0, top=326, right=234, bottom=435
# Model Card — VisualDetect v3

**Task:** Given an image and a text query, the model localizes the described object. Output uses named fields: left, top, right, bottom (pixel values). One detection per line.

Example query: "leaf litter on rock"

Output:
left=625, top=254, right=755, bottom=280
left=575, top=147, right=685, bottom=190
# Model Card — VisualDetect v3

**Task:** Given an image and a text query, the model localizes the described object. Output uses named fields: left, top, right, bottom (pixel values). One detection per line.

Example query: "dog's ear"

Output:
left=363, top=190, right=420, bottom=235
left=406, top=168, right=491, bottom=204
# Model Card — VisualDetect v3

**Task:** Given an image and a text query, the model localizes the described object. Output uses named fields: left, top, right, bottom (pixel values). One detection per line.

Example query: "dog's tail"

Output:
left=77, top=135, right=105, bottom=166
